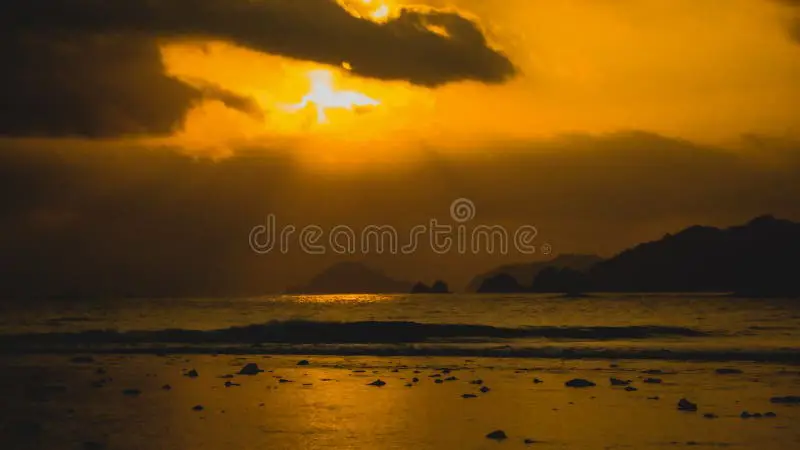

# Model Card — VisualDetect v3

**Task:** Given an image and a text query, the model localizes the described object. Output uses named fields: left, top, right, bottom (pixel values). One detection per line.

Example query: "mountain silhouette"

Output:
left=586, top=215, right=800, bottom=296
left=467, top=254, right=603, bottom=292
left=476, top=273, right=525, bottom=293
left=286, top=262, right=412, bottom=294
left=410, top=280, right=451, bottom=294
left=499, top=215, right=799, bottom=296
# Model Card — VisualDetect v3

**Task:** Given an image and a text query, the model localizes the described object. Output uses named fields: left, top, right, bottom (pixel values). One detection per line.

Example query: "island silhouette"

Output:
left=288, top=216, right=800, bottom=297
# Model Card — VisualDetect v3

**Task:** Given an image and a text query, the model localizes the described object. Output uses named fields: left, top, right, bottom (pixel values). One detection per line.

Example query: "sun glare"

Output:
left=370, top=4, right=391, bottom=21
left=285, top=70, right=380, bottom=124
left=336, top=0, right=397, bottom=23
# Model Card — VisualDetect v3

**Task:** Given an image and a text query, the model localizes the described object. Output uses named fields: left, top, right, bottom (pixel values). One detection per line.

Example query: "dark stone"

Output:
left=770, top=396, right=800, bottom=404
left=610, top=377, right=630, bottom=386
left=565, top=379, right=596, bottom=388
left=715, top=368, right=743, bottom=375
left=486, top=430, right=508, bottom=440
left=678, top=398, right=698, bottom=411
left=239, top=363, right=263, bottom=375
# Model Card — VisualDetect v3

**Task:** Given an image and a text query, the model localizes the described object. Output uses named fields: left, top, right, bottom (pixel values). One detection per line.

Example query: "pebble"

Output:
left=239, top=363, right=263, bottom=375
left=565, top=378, right=596, bottom=388
left=678, top=398, right=698, bottom=412
left=486, top=430, right=507, bottom=440
left=770, top=396, right=800, bottom=404
left=715, top=368, right=743, bottom=375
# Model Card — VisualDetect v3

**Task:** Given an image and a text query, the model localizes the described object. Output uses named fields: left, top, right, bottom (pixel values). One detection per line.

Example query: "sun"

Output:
left=284, top=69, right=380, bottom=124
left=336, top=0, right=397, bottom=23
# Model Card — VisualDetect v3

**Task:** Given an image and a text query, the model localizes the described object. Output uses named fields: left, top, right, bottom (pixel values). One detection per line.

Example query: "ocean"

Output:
left=2, top=294, right=798, bottom=362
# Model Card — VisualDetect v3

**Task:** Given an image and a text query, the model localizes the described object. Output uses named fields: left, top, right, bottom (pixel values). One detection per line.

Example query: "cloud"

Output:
left=1, top=132, right=799, bottom=297
left=0, top=32, right=262, bottom=138
left=3, top=1, right=514, bottom=86
left=0, top=1, right=512, bottom=138
left=195, top=82, right=265, bottom=121
left=791, top=17, right=800, bottom=43
left=773, top=0, right=800, bottom=43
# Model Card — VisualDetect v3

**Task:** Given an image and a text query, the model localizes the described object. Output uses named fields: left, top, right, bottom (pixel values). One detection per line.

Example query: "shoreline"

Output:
left=2, top=353, right=798, bottom=449
left=1, top=345, right=799, bottom=364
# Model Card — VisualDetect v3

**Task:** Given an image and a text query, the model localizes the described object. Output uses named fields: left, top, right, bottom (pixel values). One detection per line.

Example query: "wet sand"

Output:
left=1, top=355, right=798, bottom=449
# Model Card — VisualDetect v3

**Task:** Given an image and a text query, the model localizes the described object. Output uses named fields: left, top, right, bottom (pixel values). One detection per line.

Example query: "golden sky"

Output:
left=2, top=0, right=800, bottom=296
left=152, top=0, right=800, bottom=160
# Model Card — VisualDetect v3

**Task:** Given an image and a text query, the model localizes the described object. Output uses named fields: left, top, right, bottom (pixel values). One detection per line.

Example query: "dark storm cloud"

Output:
left=2, top=132, right=799, bottom=298
left=2, top=0, right=515, bottom=87
left=0, top=32, right=262, bottom=137
left=0, top=33, right=198, bottom=137
left=0, top=1, right=513, bottom=138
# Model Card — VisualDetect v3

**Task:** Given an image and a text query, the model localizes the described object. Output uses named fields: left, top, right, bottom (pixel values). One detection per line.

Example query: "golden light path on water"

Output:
left=291, top=294, right=397, bottom=304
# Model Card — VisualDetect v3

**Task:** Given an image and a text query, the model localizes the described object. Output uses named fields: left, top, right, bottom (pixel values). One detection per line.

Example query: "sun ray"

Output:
left=284, top=69, right=380, bottom=124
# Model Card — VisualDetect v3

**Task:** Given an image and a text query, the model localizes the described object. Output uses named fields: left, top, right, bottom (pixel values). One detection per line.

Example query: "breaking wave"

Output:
left=2, top=320, right=796, bottom=362
left=0, top=320, right=705, bottom=346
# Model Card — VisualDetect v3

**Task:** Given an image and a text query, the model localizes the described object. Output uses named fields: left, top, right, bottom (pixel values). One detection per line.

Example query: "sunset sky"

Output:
left=2, top=0, right=800, bottom=297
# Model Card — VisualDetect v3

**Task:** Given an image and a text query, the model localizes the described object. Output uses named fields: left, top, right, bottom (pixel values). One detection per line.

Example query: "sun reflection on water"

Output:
left=292, top=294, right=401, bottom=304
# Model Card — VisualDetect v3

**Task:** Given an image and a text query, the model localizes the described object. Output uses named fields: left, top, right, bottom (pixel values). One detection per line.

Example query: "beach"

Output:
left=2, top=354, right=798, bottom=449
left=1, top=294, right=798, bottom=449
